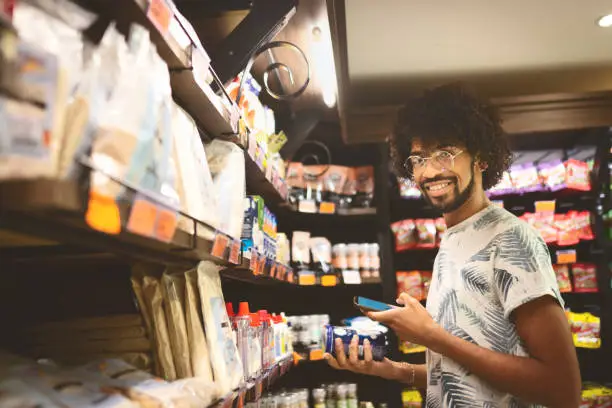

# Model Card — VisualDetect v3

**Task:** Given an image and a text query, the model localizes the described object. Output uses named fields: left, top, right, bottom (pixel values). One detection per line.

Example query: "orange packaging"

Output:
left=553, top=264, right=572, bottom=293
left=421, top=271, right=433, bottom=300
left=391, top=219, right=417, bottom=252
left=396, top=271, right=423, bottom=300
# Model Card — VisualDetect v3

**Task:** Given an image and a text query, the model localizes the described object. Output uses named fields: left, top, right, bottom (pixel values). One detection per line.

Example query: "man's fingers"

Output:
left=334, top=338, right=348, bottom=366
left=368, top=309, right=399, bottom=323
left=397, top=292, right=416, bottom=306
left=324, top=353, right=341, bottom=369
left=363, top=338, right=373, bottom=363
left=348, top=335, right=359, bottom=364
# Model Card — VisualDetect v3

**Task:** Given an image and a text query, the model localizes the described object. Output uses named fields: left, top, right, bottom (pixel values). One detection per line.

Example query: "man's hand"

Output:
left=368, top=293, right=440, bottom=347
left=324, top=335, right=389, bottom=375
left=325, top=334, right=428, bottom=387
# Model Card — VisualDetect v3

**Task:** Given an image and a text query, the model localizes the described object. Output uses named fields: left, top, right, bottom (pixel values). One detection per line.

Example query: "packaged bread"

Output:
left=184, top=269, right=214, bottom=383
left=161, top=273, right=192, bottom=379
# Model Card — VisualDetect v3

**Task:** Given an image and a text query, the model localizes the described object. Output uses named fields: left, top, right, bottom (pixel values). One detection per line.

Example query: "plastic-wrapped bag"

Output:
left=171, top=104, right=219, bottom=239
left=205, top=139, right=246, bottom=239
left=184, top=269, right=215, bottom=384
left=161, top=273, right=192, bottom=379
left=196, top=261, right=243, bottom=395
left=3, top=0, right=93, bottom=180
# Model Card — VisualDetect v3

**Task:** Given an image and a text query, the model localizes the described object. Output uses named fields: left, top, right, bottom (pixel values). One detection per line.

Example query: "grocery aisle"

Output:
left=0, top=1, right=611, bottom=408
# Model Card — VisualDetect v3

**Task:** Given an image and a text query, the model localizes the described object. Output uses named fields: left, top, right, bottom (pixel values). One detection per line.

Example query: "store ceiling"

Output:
left=332, top=0, right=612, bottom=143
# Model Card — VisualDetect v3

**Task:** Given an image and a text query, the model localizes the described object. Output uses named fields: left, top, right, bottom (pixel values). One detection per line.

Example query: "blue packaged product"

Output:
left=323, top=325, right=387, bottom=361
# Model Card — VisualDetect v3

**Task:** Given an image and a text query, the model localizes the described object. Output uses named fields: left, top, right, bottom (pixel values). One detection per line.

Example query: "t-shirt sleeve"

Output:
left=492, top=223, right=565, bottom=319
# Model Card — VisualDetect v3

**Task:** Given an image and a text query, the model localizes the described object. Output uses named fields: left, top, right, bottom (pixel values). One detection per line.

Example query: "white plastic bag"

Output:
left=196, top=261, right=243, bottom=395
left=205, top=139, right=246, bottom=240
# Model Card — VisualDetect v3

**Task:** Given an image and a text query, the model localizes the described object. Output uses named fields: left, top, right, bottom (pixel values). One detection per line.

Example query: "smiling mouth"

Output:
left=421, top=179, right=455, bottom=197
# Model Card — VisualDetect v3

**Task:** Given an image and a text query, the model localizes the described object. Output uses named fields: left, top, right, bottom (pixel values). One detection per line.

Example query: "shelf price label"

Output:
left=147, top=0, right=174, bottom=37
left=249, top=249, right=258, bottom=271
left=127, top=196, right=177, bottom=243
left=228, top=239, right=240, bottom=264
left=211, top=232, right=230, bottom=259
left=556, top=249, right=577, bottom=264
left=86, top=191, right=121, bottom=235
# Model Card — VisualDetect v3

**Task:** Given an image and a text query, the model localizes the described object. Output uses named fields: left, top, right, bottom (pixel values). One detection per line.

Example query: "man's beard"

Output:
left=421, top=167, right=475, bottom=214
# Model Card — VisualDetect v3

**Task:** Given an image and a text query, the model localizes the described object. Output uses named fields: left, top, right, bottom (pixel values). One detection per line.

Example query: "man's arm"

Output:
left=372, top=294, right=581, bottom=408
left=325, top=336, right=428, bottom=389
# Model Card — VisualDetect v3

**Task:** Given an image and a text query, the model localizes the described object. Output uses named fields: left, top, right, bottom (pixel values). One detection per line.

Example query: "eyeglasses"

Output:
left=404, top=150, right=463, bottom=179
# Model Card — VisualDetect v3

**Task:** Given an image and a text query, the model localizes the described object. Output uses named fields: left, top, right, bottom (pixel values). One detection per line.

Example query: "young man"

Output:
left=325, top=83, right=581, bottom=407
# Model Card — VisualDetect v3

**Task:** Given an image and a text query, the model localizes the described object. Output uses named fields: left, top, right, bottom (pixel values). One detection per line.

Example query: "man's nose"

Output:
left=420, top=160, right=443, bottom=180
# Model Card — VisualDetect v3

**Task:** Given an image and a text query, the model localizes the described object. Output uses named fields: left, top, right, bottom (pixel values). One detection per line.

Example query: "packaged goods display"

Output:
left=580, top=383, right=612, bottom=407
left=0, top=352, right=217, bottom=408
left=323, top=325, right=388, bottom=362
left=392, top=209, right=594, bottom=252
left=225, top=301, right=293, bottom=381
left=567, top=311, right=601, bottom=349
left=286, top=314, right=330, bottom=356
left=292, top=236, right=380, bottom=285
left=553, top=263, right=598, bottom=293
left=398, top=151, right=594, bottom=200
left=287, top=163, right=375, bottom=212
left=254, top=383, right=363, bottom=408
left=402, top=389, right=423, bottom=408
left=396, top=271, right=432, bottom=301
left=242, top=195, right=279, bottom=261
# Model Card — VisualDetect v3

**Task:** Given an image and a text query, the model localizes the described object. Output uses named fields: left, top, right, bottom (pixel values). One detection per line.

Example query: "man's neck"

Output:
left=443, top=191, right=490, bottom=228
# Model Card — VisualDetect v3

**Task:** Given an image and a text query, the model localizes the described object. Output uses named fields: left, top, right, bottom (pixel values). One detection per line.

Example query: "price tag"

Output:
left=535, top=200, right=556, bottom=214
left=211, top=233, right=230, bottom=258
left=556, top=249, right=577, bottom=264
left=309, top=349, right=324, bottom=361
left=155, top=207, right=177, bottom=243
left=342, top=270, right=362, bottom=285
left=86, top=191, right=121, bottom=235
left=228, top=239, right=241, bottom=264
left=256, top=256, right=266, bottom=276
left=127, top=197, right=158, bottom=238
left=321, top=275, right=337, bottom=287
left=146, top=0, right=173, bottom=37
left=269, top=262, right=278, bottom=279
left=298, top=271, right=316, bottom=286
left=286, top=270, right=294, bottom=283
left=319, top=201, right=336, bottom=214
left=249, top=249, right=258, bottom=271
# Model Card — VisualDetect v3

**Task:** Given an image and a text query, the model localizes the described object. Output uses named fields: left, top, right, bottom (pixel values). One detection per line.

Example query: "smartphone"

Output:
left=354, top=296, right=395, bottom=312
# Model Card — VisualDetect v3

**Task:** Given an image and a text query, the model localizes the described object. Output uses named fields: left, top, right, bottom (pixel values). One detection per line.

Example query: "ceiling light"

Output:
left=597, top=14, right=612, bottom=27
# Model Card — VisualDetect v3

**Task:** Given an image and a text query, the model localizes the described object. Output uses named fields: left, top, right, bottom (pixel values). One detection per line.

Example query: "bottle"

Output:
left=359, top=244, right=371, bottom=279
left=248, top=313, right=262, bottom=378
left=312, top=388, right=326, bottom=408
left=347, top=384, right=358, bottom=408
left=336, top=384, right=348, bottom=408
left=368, top=243, right=380, bottom=279
left=326, top=384, right=337, bottom=408
left=235, top=302, right=251, bottom=381
left=332, top=243, right=348, bottom=271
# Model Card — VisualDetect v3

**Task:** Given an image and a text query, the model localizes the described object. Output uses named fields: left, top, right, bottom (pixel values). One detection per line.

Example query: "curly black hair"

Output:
left=389, top=82, right=513, bottom=191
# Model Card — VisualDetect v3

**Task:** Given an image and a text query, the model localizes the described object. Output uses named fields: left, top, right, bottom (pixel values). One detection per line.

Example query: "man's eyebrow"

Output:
left=409, top=150, right=424, bottom=157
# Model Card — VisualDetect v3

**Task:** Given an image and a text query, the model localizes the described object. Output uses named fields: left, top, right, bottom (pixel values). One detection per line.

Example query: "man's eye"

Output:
left=437, top=151, right=453, bottom=159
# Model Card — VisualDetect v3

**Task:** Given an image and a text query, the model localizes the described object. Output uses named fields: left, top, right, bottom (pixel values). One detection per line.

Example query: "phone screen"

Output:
left=354, top=296, right=393, bottom=312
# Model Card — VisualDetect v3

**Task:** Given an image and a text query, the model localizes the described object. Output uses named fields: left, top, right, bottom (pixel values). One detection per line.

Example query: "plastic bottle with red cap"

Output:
left=248, top=312, right=262, bottom=378
left=235, top=302, right=251, bottom=381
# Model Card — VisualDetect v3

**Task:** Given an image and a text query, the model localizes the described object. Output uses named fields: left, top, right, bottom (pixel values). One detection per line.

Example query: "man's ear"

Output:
left=475, top=160, right=488, bottom=172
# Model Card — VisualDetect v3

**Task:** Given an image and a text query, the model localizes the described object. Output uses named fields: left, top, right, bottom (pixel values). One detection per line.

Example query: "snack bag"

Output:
left=323, top=165, right=349, bottom=206
left=555, top=213, right=580, bottom=246
left=415, top=219, right=437, bottom=248
left=532, top=212, right=558, bottom=244
left=537, top=160, right=567, bottom=191
left=391, top=220, right=416, bottom=252
left=486, top=171, right=513, bottom=197
left=397, top=271, right=423, bottom=301
left=402, top=389, right=424, bottom=408
left=553, top=264, right=572, bottom=293
left=567, top=312, right=601, bottom=349
left=354, top=166, right=375, bottom=208
left=510, top=163, right=542, bottom=193
left=572, top=263, right=598, bottom=293
left=575, top=211, right=595, bottom=241
left=565, top=159, right=591, bottom=191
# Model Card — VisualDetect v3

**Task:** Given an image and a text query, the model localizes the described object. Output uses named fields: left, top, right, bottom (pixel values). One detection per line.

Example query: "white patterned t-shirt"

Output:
left=425, top=205, right=563, bottom=408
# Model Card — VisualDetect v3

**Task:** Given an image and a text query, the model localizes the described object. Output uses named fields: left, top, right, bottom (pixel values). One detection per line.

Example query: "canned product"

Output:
left=323, top=325, right=387, bottom=361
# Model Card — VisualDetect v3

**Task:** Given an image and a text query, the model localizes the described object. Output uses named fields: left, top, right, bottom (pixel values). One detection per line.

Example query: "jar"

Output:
left=332, top=243, right=348, bottom=270
left=347, top=244, right=360, bottom=270
left=336, top=384, right=348, bottom=408
left=347, top=383, right=358, bottom=408
left=368, top=243, right=380, bottom=278
left=358, top=244, right=371, bottom=278
left=312, top=388, right=326, bottom=408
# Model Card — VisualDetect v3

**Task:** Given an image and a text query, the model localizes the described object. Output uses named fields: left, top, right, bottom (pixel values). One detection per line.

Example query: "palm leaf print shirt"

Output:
left=425, top=205, right=564, bottom=408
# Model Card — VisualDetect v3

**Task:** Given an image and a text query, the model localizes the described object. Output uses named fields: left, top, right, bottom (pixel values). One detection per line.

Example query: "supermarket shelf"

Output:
left=0, top=180, right=241, bottom=268
left=222, top=252, right=295, bottom=285
left=210, top=356, right=293, bottom=408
